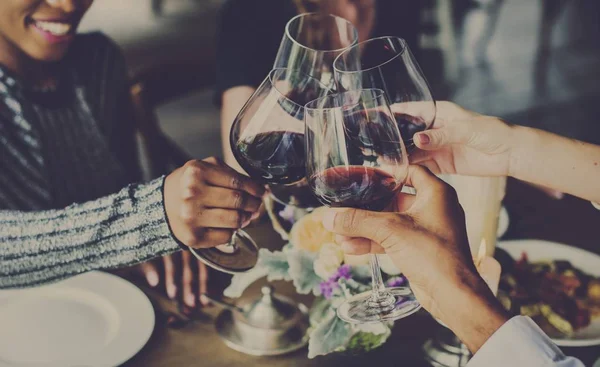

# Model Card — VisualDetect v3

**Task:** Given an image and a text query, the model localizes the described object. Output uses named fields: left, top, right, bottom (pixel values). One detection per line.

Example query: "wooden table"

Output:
left=124, top=179, right=600, bottom=366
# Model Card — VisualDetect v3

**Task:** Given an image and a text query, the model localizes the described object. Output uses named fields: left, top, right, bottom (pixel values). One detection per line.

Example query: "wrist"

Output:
left=507, top=124, right=539, bottom=180
left=435, top=269, right=509, bottom=353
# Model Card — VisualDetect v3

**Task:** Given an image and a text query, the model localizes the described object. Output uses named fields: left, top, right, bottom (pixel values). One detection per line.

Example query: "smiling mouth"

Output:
left=33, top=20, right=73, bottom=36
left=27, top=16, right=80, bottom=39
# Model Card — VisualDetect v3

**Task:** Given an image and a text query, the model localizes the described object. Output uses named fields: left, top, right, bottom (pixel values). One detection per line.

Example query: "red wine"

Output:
left=309, top=166, right=400, bottom=211
left=234, top=131, right=305, bottom=185
left=269, top=180, right=322, bottom=208
left=394, top=113, right=427, bottom=150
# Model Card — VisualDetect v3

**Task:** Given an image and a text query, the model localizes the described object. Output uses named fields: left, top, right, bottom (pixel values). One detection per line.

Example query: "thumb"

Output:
left=414, top=123, right=470, bottom=151
left=322, top=207, right=393, bottom=244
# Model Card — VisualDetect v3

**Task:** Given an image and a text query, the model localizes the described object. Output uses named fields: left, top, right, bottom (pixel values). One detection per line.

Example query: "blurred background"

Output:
left=79, top=0, right=600, bottom=159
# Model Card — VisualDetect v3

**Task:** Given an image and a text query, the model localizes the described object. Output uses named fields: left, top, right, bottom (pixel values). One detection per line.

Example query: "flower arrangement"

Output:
left=223, top=207, right=406, bottom=358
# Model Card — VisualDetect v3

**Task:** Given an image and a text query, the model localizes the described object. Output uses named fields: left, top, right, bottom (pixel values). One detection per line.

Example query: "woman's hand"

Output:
left=163, top=157, right=265, bottom=249
left=322, top=166, right=508, bottom=352
left=400, top=101, right=516, bottom=177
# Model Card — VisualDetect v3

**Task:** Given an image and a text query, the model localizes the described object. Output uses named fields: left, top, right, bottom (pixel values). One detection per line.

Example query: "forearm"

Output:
left=509, top=125, right=600, bottom=202
left=436, top=271, right=509, bottom=353
left=0, top=177, right=180, bottom=289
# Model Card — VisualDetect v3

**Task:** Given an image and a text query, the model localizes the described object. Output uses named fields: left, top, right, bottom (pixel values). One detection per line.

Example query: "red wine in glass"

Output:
left=305, top=88, right=421, bottom=324
left=233, top=130, right=306, bottom=185
left=310, top=166, right=400, bottom=211
left=394, top=113, right=428, bottom=151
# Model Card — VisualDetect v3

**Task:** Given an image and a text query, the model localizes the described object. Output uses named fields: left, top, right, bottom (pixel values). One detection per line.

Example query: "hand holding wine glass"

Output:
left=305, top=88, right=420, bottom=323
left=164, top=157, right=265, bottom=250
left=321, top=165, right=510, bottom=353
left=405, top=101, right=516, bottom=177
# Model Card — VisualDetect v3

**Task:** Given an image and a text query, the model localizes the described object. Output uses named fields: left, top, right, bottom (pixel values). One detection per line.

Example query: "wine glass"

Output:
left=191, top=68, right=328, bottom=274
left=271, top=12, right=358, bottom=208
left=305, top=88, right=421, bottom=323
left=274, top=12, right=358, bottom=89
left=334, top=36, right=436, bottom=153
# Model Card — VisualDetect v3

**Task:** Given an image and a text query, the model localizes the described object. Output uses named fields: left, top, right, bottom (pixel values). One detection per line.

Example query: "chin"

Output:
left=26, top=45, right=70, bottom=63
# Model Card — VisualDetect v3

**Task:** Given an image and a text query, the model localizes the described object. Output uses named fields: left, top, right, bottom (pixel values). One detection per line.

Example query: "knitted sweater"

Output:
left=0, top=33, right=180, bottom=288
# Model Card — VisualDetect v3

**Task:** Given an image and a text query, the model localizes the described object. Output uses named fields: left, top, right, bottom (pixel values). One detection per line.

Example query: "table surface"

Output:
left=125, top=179, right=600, bottom=366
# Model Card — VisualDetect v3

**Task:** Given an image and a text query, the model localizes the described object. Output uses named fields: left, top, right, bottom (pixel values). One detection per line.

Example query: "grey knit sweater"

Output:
left=0, top=33, right=180, bottom=289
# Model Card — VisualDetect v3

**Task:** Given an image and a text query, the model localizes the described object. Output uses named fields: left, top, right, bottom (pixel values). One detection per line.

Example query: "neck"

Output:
left=0, top=37, right=59, bottom=87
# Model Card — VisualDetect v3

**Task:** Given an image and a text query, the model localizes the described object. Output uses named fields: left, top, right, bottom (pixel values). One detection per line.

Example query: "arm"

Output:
left=0, top=177, right=179, bottom=289
left=469, top=316, right=585, bottom=367
left=1, top=158, right=265, bottom=290
left=509, top=125, right=600, bottom=203
left=409, top=101, right=600, bottom=203
left=220, top=86, right=255, bottom=172
left=322, top=165, right=584, bottom=365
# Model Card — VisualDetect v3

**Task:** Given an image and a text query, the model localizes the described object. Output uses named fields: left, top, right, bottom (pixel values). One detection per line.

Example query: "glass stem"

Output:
left=216, top=231, right=239, bottom=253
left=229, top=230, right=238, bottom=248
left=370, top=254, right=387, bottom=298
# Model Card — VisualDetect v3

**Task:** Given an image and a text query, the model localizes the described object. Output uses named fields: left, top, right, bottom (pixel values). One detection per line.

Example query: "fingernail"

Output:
left=185, top=293, right=196, bottom=308
left=167, top=286, right=177, bottom=299
left=251, top=211, right=260, bottom=220
left=146, top=272, right=159, bottom=287
left=322, top=210, right=336, bottom=231
left=417, top=133, right=430, bottom=145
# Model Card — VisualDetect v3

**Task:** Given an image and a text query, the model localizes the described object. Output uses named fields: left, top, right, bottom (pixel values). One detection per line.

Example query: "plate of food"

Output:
left=496, top=240, right=600, bottom=347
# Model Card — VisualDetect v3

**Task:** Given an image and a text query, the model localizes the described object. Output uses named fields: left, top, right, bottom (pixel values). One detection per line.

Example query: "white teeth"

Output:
left=35, top=21, right=71, bottom=36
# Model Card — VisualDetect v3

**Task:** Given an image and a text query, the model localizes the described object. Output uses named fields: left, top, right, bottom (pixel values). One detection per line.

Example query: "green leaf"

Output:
left=307, top=310, right=351, bottom=358
left=345, top=329, right=390, bottom=354
left=338, top=277, right=370, bottom=295
left=286, top=248, right=322, bottom=295
left=351, top=265, right=371, bottom=280
left=223, top=249, right=290, bottom=298
left=223, top=267, right=269, bottom=298
left=258, top=248, right=291, bottom=282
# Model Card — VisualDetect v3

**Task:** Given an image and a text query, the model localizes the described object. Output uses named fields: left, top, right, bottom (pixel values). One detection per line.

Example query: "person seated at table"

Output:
left=0, top=0, right=265, bottom=302
left=323, top=165, right=585, bottom=366
left=215, top=0, right=423, bottom=171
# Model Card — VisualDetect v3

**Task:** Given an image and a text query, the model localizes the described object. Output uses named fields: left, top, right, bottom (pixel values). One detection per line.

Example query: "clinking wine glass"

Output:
left=271, top=12, right=358, bottom=208
left=334, top=36, right=436, bottom=153
left=305, top=88, right=421, bottom=323
left=274, top=12, right=358, bottom=89
left=196, top=68, right=329, bottom=273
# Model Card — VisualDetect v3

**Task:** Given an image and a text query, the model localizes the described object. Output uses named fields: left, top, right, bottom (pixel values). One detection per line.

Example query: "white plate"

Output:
left=497, top=240, right=600, bottom=347
left=0, top=271, right=154, bottom=367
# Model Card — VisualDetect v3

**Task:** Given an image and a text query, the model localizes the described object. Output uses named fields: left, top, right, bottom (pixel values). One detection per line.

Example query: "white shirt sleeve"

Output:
left=467, top=316, right=585, bottom=367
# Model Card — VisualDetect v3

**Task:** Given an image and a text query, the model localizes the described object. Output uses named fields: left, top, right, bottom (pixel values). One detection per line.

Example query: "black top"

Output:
left=214, top=0, right=422, bottom=104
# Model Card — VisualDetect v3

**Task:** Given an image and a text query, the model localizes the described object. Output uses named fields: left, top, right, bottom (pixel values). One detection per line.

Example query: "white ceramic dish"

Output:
left=0, top=271, right=154, bottom=366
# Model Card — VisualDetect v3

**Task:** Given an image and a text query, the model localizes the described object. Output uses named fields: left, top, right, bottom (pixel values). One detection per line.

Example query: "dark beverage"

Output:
left=269, top=180, right=322, bottom=208
left=309, top=166, right=400, bottom=211
left=339, top=110, right=404, bottom=166
left=394, top=113, right=428, bottom=151
left=233, top=131, right=305, bottom=185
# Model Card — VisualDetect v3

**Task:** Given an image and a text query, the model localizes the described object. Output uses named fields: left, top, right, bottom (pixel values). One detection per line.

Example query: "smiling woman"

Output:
left=0, top=0, right=92, bottom=67
left=0, top=0, right=264, bottom=311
